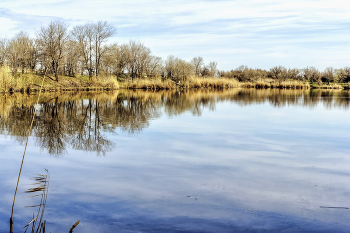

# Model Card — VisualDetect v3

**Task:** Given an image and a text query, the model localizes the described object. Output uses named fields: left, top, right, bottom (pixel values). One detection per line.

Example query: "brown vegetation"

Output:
left=0, top=66, right=118, bottom=93
left=121, top=77, right=240, bottom=90
left=1, top=21, right=350, bottom=92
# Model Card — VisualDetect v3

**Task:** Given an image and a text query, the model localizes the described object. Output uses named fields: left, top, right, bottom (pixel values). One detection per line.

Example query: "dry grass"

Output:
left=0, top=66, right=15, bottom=92
left=121, top=77, right=240, bottom=90
left=0, top=66, right=119, bottom=93
left=241, top=80, right=310, bottom=89
left=184, top=77, right=240, bottom=89
left=318, top=84, right=343, bottom=89
left=95, top=75, right=119, bottom=89
left=277, top=81, right=310, bottom=89
left=121, top=78, right=174, bottom=90
left=0, top=66, right=40, bottom=92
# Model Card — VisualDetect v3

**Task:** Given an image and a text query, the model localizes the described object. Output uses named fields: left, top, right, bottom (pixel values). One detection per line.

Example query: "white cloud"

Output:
left=0, top=0, right=349, bottom=70
left=0, top=17, right=18, bottom=35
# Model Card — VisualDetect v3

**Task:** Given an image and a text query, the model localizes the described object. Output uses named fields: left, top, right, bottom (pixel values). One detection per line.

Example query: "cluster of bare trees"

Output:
left=2, top=20, right=348, bottom=85
left=0, top=32, right=36, bottom=75
left=0, top=20, right=219, bottom=83
left=221, top=65, right=350, bottom=84
left=163, top=56, right=218, bottom=82
left=0, top=21, right=114, bottom=81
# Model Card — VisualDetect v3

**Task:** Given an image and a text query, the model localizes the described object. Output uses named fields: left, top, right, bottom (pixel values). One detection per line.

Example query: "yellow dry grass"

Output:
left=95, top=75, right=119, bottom=89
left=318, top=84, right=342, bottom=89
left=0, top=66, right=119, bottom=93
left=240, top=80, right=310, bottom=89
left=121, top=77, right=240, bottom=90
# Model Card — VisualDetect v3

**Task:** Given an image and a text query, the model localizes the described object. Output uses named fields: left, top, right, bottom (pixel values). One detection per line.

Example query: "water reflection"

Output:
left=0, top=89, right=350, bottom=156
left=1, top=89, right=350, bottom=232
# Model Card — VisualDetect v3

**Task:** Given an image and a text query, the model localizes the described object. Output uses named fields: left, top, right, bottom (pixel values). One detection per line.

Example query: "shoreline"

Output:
left=1, top=85, right=348, bottom=94
left=0, top=73, right=348, bottom=94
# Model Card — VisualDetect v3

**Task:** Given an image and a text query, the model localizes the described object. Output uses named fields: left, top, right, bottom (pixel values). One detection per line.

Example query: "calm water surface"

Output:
left=0, top=89, right=350, bottom=232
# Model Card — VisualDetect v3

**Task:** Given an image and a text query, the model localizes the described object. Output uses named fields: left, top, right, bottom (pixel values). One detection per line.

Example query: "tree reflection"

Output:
left=0, top=89, right=349, bottom=156
left=35, top=97, right=67, bottom=156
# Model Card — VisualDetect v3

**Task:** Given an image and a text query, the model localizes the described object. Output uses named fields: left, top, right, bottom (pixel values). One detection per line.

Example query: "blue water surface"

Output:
left=0, top=89, right=350, bottom=233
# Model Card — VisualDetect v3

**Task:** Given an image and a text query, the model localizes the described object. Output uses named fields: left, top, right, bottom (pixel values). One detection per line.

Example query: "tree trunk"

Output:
left=89, top=69, right=92, bottom=81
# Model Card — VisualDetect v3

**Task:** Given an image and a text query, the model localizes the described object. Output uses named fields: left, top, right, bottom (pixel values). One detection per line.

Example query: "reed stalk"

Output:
left=10, top=75, right=46, bottom=233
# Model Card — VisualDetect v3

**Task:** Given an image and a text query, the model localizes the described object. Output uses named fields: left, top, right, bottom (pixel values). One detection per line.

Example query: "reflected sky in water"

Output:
left=0, top=89, right=350, bottom=232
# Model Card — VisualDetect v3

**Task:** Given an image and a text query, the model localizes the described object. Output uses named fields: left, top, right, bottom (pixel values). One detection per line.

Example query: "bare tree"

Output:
left=164, top=55, right=192, bottom=81
left=200, top=65, right=210, bottom=77
left=0, top=38, right=8, bottom=67
left=64, top=40, right=81, bottom=77
left=93, top=21, right=116, bottom=77
left=103, top=43, right=129, bottom=77
left=37, top=21, right=69, bottom=81
left=323, top=67, right=335, bottom=84
left=334, top=69, right=346, bottom=84
left=7, top=31, right=35, bottom=74
left=71, top=23, right=94, bottom=80
left=165, top=55, right=176, bottom=79
left=208, top=61, right=218, bottom=77
left=342, top=67, right=350, bottom=82
left=125, top=40, right=151, bottom=81
left=6, top=39, right=19, bottom=75
left=303, top=66, right=319, bottom=82
left=287, top=68, right=301, bottom=81
left=269, top=66, right=287, bottom=82
left=191, top=56, right=204, bottom=77
left=177, top=59, right=192, bottom=81
left=146, top=56, right=162, bottom=78
left=71, top=21, right=116, bottom=80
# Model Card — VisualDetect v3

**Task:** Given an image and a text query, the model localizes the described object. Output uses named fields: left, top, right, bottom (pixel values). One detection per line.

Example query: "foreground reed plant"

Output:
left=8, top=73, right=81, bottom=232
left=23, top=170, right=50, bottom=233
left=10, top=74, right=46, bottom=233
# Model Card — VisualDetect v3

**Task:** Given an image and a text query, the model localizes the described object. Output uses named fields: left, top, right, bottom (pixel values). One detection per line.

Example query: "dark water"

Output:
left=1, top=89, right=350, bottom=233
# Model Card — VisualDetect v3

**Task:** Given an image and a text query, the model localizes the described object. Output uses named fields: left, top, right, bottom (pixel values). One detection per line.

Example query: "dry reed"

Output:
left=241, top=80, right=310, bottom=89
left=121, top=77, right=240, bottom=90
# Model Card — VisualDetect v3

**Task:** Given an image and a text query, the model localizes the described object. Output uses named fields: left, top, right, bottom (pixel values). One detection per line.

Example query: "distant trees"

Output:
left=217, top=64, right=350, bottom=86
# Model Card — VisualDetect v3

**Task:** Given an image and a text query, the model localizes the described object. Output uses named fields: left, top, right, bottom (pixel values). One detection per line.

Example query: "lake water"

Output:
left=1, top=89, right=350, bottom=233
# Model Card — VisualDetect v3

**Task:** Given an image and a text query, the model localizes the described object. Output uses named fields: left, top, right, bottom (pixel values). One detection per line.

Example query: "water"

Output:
left=1, top=89, right=350, bottom=232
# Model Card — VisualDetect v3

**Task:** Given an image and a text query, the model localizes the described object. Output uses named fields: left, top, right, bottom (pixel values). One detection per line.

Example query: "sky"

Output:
left=0, top=0, right=349, bottom=71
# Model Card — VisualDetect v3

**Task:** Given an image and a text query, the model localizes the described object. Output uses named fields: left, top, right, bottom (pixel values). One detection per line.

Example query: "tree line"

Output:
left=220, top=66, right=350, bottom=84
left=0, top=20, right=218, bottom=83
left=0, top=20, right=349, bottom=84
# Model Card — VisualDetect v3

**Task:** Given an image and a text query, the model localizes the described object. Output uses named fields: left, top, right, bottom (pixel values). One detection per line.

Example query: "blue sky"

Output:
left=0, top=0, right=349, bottom=70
